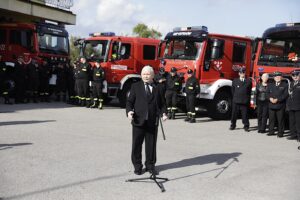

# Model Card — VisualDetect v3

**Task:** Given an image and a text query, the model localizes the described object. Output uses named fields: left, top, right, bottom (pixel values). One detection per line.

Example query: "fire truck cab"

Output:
left=160, top=26, right=252, bottom=119
left=0, top=22, right=70, bottom=65
left=252, top=23, right=300, bottom=85
left=75, top=33, right=161, bottom=106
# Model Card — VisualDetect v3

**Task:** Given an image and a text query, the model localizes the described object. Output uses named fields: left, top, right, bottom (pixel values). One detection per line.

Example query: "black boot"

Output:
left=184, top=113, right=190, bottom=122
left=85, top=100, right=91, bottom=108
left=189, top=115, right=196, bottom=123
left=80, top=99, right=86, bottom=107
left=171, top=110, right=175, bottom=119
left=167, top=111, right=172, bottom=119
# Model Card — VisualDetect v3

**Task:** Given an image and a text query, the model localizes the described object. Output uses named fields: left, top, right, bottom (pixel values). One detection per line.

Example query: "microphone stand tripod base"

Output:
left=126, top=173, right=169, bottom=192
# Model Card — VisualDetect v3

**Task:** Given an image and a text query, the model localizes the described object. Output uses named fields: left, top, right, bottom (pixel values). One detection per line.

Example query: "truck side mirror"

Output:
left=210, top=39, right=224, bottom=60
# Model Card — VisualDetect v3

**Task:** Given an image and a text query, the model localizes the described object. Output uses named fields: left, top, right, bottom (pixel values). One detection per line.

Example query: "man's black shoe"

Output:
left=134, top=168, right=142, bottom=175
left=146, top=168, right=159, bottom=175
left=287, top=135, right=297, bottom=140
left=244, top=127, right=250, bottom=132
left=267, top=132, right=275, bottom=136
left=229, top=126, right=235, bottom=130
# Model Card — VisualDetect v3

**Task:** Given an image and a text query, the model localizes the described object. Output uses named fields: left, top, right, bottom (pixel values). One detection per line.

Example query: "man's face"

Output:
left=142, top=70, right=153, bottom=83
left=80, top=58, right=86, bottom=63
left=274, top=76, right=282, bottom=82
left=187, top=73, right=192, bottom=78
left=239, top=72, right=245, bottom=78
left=171, top=72, right=176, bottom=76
left=292, top=74, right=300, bottom=81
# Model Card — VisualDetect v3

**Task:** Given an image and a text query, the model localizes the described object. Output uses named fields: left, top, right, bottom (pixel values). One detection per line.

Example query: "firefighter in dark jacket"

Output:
left=39, top=60, right=51, bottom=102
left=66, top=62, right=76, bottom=104
left=90, top=62, right=105, bottom=109
left=77, top=57, right=91, bottom=106
left=27, top=60, right=40, bottom=103
left=165, top=67, right=182, bottom=119
left=14, top=57, right=27, bottom=103
left=287, top=70, right=300, bottom=140
left=0, top=55, right=13, bottom=104
left=154, top=67, right=167, bottom=96
left=55, top=62, right=67, bottom=102
left=230, top=67, right=252, bottom=132
left=253, top=73, right=269, bottom=133
left=266, top=71, right=288, bottom=137
left=184, top=69, right=200, bottom=123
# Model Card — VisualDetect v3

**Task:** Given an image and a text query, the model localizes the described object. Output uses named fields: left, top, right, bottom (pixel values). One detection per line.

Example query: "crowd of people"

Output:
left=1, top=55, right=300, bottom=142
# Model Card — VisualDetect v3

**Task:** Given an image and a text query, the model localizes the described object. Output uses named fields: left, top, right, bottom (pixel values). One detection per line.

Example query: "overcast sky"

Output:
left=66, top=0, right=300, bottom=39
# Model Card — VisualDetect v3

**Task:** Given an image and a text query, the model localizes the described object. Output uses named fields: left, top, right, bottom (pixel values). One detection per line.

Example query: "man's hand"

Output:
left=127, top=111, right=134, bottom=120
left=162, top=113, right=168, bottom=121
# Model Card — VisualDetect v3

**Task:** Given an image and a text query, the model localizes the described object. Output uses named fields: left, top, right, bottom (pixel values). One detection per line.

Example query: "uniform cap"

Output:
left=291, top=70, right=300, bottom=76
left=273, top=71, right=282, bottom=76
left=159, top=67, right=165, bottom=73
left=187, top=69, right=193, bottom=74
left=238, top=67, right=246, bottom=73
left=171, top=67, right=177, bottom=73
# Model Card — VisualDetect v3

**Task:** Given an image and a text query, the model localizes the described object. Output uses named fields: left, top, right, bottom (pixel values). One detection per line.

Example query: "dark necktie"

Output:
left=145, top=83, right=151, bottom=97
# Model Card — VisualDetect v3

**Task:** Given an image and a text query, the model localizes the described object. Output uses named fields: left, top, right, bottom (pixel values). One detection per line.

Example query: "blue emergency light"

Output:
left=89, top=32, right=116, bottom=37
left=173, top=26, right=208, bottom=32
left=275, top=23, right=300, bottom=28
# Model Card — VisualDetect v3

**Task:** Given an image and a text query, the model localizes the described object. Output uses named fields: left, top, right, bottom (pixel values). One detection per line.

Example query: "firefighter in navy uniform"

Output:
left=230, top=67, right=252, bottom=132
left=165, top=67, right=182, bottom=119
left=287, top=70, right=300, bottom=140
left=0, top=55, right=12, bottom=104
left=66, top=62, right=76, bottom=104
left=184, top=69, right=200, bottom=123
left=14, top=57, right=27, bottom=103
left=39, top=60, right=51, bottom=102
left=27, top=60, right=40, bottom=103
left=154, top=67, right=167, bottom=96
left=266, top=71, right=288, bottom=137
left=77, top=57, right=91, bottom=106
left=90, top=62, right=105, bottom=109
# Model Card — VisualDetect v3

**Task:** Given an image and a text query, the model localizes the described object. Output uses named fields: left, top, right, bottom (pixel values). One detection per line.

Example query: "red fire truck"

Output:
left=0, top=22, right=70, bottom=65
left=160, top=26, right=252, bottom=119
left=251, top=22, right=300, bottom=105
left=75, top=33, right=161, bottom=106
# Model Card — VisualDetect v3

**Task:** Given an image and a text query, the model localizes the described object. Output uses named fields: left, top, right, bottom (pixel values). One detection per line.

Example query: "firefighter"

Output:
left=287, top=70, right=300, bottom=140
left=66, top=62, right=76, bottom=104
left=253, top=73, right=269, bottom=133
left=77, top=57, right=91, bottom=106
left=73, top=59, right=80, bottom=105
left=165, top=67, right=182, bottom=119
left=266, top=71, right=288, bottom=137
left=230, top=67, right=252, bottom=132
left=0, top=55, right=12, bottom=104
left=14, top=57, right=27, bottom=103
left=55, top=62, right=67, bottom=102
left=154, top=67, right=167, bottom=96
left=90, top=62, right=105, bottom=109
left=184, top=69, right=200, bottom=123
left=39, top=60, right=51, bottom=102
left=27, top=60, right=40, bottom=103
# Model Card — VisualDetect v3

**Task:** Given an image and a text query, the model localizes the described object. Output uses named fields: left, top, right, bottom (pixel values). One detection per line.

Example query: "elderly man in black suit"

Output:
left=126, top=65, right=168, bottom=175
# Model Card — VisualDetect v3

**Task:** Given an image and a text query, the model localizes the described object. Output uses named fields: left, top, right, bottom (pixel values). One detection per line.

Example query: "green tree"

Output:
left=133, top=23, right=162, bottom=39
left=69, top=35, right=81, bottom=63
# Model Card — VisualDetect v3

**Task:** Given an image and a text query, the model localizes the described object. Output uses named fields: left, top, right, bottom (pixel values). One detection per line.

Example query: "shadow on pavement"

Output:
left=0, top=143, right=33, bottom=150
left=157, top=152, right=242, bottom=172
left=2, top=172, right=128, bottom=200
left=0, top=120, right=56, bottom=126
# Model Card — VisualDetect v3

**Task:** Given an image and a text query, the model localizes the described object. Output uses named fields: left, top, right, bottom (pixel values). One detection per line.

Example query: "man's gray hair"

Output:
left=261, top=73, right=269, bottom=79
left=141, top=65, right=154, bottom=76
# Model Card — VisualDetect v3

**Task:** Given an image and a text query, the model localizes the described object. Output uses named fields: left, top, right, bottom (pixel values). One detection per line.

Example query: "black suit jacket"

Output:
left=232, top=78, right=252, bottom=104
left=126, top=81, right=167, bottom=127
left=287, top=81, right=300, bottom=111
left=266, top=81, right=288, bottom=110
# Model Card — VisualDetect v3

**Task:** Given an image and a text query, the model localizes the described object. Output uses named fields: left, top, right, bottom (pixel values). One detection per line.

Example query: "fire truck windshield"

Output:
left=83, top=40, right=109, bottom=62
left=258, top=38, right=300, bottom=67
left=163, top=39, right=204, bottom=60
left=38, top=34, right=69, bottom=55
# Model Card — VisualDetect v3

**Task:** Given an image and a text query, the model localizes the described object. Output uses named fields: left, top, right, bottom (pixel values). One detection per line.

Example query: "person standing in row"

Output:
left=66, top=62, right=76, bottom=104
left=154, top=67, right=167, bottom=96
left=184, top=69, right=200, bottom=123
left=165, top=67, right=181, bottom=119
left=27, top=60, right=40, bottom=103
left=90, top=62, right=105, bottom=109
left=14, top=57, right=27, bottom=103
left=230, top=67, right=252, bottom=132
left=266, top=71, right=288, bottom=137
left=254, top=73, right=269, bottom=133
left=39, top=60, right=51, bottom=102
left=76, top=57, right=91, bottom=106
left=287, top=70, right=300, bottom=140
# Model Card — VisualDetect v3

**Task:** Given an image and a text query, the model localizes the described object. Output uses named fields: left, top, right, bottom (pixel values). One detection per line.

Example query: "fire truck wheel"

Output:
left=208, top=91, right=231, bottom=120
left=119, top=83, right=131, bottom=108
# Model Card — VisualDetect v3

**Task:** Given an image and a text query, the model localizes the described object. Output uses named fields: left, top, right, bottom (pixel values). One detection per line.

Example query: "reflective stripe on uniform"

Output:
left=175, top=82, right=179, bottom=85
left=188, top=86, right=193, bottom=89
left=99, top=99, right=103, bottom=102
left=191, top=112, right=196, bottom=116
